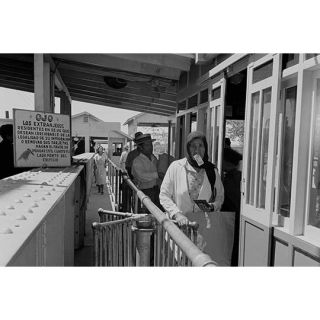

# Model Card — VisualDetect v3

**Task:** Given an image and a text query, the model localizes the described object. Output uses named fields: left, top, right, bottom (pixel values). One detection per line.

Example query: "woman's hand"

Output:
left=173, top=212, right=189, bottom=227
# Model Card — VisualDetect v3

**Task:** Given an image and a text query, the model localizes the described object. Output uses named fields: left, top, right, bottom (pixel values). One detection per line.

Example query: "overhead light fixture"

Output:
left=104, top=76, right=127, bottom=89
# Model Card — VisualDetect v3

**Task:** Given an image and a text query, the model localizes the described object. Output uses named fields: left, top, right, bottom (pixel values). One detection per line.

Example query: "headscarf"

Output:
left=185, top=131, right=216, bottom=199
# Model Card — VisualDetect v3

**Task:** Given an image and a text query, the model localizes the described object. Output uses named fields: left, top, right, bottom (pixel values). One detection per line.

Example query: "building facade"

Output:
left=72, top=111, right=131, bottom=161
left=174, top=53, right=320, bottom=266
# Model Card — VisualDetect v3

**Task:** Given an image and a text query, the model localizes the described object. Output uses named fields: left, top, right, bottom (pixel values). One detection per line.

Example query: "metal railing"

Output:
left=92, top=211, right=142, bottom=267
left=95, top=159, right=217, bottom=267
left=92, top=209, right=202, bottom=266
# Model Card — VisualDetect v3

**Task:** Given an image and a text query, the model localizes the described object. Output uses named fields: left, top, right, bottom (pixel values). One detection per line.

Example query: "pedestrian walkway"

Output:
left=74, top=182, right=113, bottom=266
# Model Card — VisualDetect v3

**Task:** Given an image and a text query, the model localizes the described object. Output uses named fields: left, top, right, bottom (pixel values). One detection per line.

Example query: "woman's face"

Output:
left=98, top=147, right=103, bottom=154
left=189, top=138, right=205, bottom=158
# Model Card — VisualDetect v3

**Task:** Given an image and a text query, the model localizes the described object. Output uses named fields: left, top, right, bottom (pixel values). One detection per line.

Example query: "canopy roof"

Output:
left=0, top=53, right=216, bottom=116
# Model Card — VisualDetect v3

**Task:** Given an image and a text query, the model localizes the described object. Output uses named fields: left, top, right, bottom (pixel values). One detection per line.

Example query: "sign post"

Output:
left=13, top=109, right=71, bottom=168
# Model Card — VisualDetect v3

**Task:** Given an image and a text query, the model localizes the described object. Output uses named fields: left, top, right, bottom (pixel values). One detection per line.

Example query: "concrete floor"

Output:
left=74, top=183, right=113, bottom=266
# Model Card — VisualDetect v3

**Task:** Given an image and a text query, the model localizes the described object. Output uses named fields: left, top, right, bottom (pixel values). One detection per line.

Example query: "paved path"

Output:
left=74, top=183, right=113, bottom=266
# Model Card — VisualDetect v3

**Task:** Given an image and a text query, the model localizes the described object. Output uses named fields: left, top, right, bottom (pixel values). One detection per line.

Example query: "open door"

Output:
left=240, top=54, right=281, bottom=266
left=209, top=78, right=226, bottom=174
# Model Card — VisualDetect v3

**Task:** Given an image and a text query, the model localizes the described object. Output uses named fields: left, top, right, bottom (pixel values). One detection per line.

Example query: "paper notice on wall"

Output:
left=13, top=109, right=71, bottom=167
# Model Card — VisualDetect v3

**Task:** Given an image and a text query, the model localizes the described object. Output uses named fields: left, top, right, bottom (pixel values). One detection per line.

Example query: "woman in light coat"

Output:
left=94, top=146, right=107, bottom=194
left=159, top=131, right=224, bottom=251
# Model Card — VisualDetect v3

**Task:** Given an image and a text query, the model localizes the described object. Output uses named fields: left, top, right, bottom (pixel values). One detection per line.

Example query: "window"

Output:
left=305, top=54, right=319, bottom=60
left=188, top=94, right=198, bottom=109
left=83, top=115, right=88, bottom=123
left=112, top=143, right=123, bottom=156
left=278, top=86, right=297, bottom=217
left=247, top=92, right=260, bottom=205
left=308, top=80, right=320, bottom=228
left=252, top=60, right=273, bottom=84
left=210, top=106, right=221, bottom=165
left=211, top=87, right=221, bottom=100
left=257, top=88, right=271, bottom=208
left=190, top=112, right=197, bottom=132
left=282, top=54, right=299, bottom=70
left=177, top=100, right=186, bottom=113
left=200, top=88, right=209, bottom=104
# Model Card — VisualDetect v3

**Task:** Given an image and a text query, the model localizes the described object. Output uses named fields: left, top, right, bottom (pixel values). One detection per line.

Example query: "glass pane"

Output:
left=225, top=120, right=244, bottom=155
left=216, top=107, right=221, bottom=165
left=203, top=109, right=207, bottom=136
left=308, top=80, right=320, bottom=228
left=178, top=116, right=185, bottom=158
left=305, top=54, right=319, bottom=60
left=200, top=88, right=209, bottom=104
left=279, top=86, right=297, bottom=217
left=257, top=88, right=271, bottom=209
left=211, top=87, right=221, bottom=100
left=282, top=54, right=299, bottom=70
left=188, top=94, right=198, bottom=109
left=177, top=100, right=186, bottom=112
left=210, top=106, right=220, bottom=165
left=247, top=92, right=260, bottom=205
left=252, top=60, right=273, bottom=84
left=191, top=112, right=197, bottom=132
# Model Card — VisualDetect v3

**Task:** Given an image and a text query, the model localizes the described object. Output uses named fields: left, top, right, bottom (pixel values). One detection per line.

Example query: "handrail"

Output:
left=106, top=158, right=217, bottom=267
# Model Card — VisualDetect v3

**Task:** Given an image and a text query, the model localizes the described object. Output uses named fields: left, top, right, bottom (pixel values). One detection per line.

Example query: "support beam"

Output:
left=47, top=55, right=72, bottom=105
left=34, top=54, right=53, bottom=112
left=60, top=91, right=71, bottom=116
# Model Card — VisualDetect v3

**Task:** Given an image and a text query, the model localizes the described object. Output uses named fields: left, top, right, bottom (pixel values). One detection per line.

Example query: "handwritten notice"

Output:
left=13, top=109, right=71, bottom=167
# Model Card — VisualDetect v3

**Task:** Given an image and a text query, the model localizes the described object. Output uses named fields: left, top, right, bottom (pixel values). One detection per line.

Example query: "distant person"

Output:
left=221, top=147, right=243, bottom=266
left=225, top=137, right=231, bottom=149
left=132, top=133, right=160, bottom=210
left=157, top=151, right=175, bottom=186
left=93, top=146, right=107, bottom=195
left=125, top=131, right=143, bottom=179
left=0, top=124, right=24, bottom=179
left=119, top=146, right=129, bottom=170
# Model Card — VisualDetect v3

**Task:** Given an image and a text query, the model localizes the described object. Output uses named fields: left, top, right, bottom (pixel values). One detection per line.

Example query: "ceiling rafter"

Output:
left=69, top=88, right=176, bottom=113
left=0, top=53, right=195, bottom=116
left=56, top=62, right=177, bottom=92
left=72, top=94, right=174, bottom=116
left=52, top=54, right=186, bottom=81
left=65, top=82, right=176, bottom=108
left=60, top=76, right=176, bottom=103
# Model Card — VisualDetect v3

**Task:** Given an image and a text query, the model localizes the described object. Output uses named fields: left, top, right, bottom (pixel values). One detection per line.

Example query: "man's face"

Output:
left=141, top=140, right=153, bottom=157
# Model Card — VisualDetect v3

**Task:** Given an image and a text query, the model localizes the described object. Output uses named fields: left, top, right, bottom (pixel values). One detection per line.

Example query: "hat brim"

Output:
left=136, top=138, right=156, bottom=145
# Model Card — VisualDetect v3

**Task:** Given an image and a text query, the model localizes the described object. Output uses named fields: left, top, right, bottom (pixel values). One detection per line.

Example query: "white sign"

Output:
left=13, top=109, right=71, bottom=167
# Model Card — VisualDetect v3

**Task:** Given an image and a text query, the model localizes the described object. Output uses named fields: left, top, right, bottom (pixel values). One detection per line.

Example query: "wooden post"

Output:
left=34, top=54, right=53, bottom=112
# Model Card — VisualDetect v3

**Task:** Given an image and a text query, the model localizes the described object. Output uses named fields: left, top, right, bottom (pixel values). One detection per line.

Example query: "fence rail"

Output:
left=94, top=159, right=217, bottom=267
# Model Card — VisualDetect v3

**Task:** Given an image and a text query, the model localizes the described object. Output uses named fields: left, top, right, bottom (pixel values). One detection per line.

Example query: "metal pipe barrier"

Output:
left=92, top=217, right=137, bottom=267
left=102, top=159, right=217, bottom=267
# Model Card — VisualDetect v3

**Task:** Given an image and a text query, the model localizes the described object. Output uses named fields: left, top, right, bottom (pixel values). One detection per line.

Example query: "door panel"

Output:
left=240, top=54, right=281, bottom=266
left=209, top=78, right=226, bottom=173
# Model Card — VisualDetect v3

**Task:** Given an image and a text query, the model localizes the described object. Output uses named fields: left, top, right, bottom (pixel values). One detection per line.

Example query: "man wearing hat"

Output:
left=125, top=131, right=143, bottom=179
left=131, top=133, right=160, bottom=211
